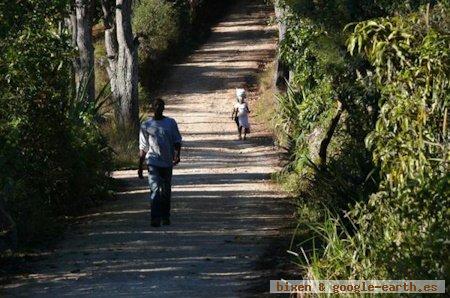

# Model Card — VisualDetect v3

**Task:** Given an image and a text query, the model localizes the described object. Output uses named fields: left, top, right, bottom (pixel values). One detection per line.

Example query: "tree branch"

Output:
left=319, top=100, right=344, bottom=169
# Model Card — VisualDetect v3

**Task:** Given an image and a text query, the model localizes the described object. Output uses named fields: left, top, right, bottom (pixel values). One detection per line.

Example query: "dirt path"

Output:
left=1, top=1, right=294, bottom=296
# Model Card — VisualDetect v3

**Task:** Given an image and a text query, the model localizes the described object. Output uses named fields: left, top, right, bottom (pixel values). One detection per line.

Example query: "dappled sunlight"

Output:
left=0, top=1, right=293, bottom=296
left=115, top=267, right=183, bottom=273
left=76, top=210, right=148, bottom=219
left=86, top=229, right=280, bottom=237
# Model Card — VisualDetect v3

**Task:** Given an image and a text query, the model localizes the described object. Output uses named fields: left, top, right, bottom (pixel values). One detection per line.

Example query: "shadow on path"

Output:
left=0, top=0, right=296, bottom=297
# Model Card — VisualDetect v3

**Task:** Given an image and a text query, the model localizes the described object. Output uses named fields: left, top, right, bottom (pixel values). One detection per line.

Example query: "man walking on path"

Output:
left=138, top=98, right=182, bottom=227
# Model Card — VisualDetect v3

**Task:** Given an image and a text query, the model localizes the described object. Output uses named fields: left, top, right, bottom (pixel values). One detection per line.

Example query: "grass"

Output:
left=101, top=120, right=139, bottom=170
left=254, top=62, right=278, bottom=137
left=94, top=36, right=152, bottom=170
left=94, top=41, right=110, bottom=100
left=254, top=62, right=308, bottom=194
left=254, top=61, right=380, bottom=285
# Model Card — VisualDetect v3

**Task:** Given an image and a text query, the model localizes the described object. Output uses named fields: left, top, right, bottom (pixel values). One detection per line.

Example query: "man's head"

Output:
left=152, top=98, right=165, bottom=118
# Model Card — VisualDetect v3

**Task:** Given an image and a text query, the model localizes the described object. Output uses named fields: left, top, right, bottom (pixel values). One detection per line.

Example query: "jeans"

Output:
left=148, top=165, right=173, bottom=220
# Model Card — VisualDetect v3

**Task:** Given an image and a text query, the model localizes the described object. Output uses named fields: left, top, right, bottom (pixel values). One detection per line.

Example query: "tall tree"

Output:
left=273, top=0, right=290, bottom=92
left=101, top=0, right=139, bottom=129
left=70, top=0, right=96, bottom=102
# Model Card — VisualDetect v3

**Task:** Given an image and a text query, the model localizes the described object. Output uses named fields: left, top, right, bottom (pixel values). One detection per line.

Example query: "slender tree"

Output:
left=273, top=0, right=290, bottom=92
left=318, top=100, right=343, bottom=169
left=101, top=0, right=139, bottom=129
left=69, top=0, right=96, bottom=102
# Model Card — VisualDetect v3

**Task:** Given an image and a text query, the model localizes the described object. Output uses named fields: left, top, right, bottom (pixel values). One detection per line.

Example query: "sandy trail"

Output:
left=1, top=1, right=293, bottom=296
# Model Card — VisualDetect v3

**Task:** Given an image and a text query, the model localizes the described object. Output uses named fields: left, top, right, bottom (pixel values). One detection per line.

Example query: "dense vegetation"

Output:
left=0, top=0, right=232, bottom=249
left=269, top=0, right=449, bottom=283
left=0, top=1, right=112, bottom=246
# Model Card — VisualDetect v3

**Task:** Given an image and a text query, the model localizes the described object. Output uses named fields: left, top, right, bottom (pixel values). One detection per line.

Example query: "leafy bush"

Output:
left=346, top=2, right=450, bottom=279
left=133, top=0, right=180, bottom=61
left=273, top=0, right=449, bottom=283
left=0, top=0, right=112, bottom=245
left=102, top=118, right=139, bottom=170
left=275, top=2, right=378, bottom=205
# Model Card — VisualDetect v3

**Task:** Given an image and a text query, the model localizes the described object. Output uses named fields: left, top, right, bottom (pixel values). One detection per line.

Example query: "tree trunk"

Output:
left=274, top=0, right=290, bottom=92
left=67, top=12, right=79, bottom=94
left=319, top=101, right=343, bottom=169
left=116, top=0, right=139, bottom=129
left=102, top=0, right=139, bottom=129
left=72, top=0, right=95, bottom=102
left=101, top=0, right=118, bottom=102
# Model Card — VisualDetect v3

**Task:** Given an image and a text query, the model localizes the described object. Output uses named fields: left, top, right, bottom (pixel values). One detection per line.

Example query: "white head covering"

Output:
left=235, top=88, right=246, bottom=103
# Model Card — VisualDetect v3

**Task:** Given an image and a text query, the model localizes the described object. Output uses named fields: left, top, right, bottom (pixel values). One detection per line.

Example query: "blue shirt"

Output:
left=139, top=117, right=182, bottom=168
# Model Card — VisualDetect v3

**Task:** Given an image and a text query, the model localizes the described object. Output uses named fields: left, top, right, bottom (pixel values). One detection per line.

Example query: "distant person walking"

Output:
left=231, top=88, right=251, bottom=140
left=138, top=98, right=182, bottom=227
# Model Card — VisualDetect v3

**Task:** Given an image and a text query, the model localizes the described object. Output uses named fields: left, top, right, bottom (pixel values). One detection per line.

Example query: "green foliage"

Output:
left=0, top=1, right=112, bottom=244
left=346, top=2, right=450, bottom=279
left=102, top=119, right=139, bottom=170
left=274, top=0, right=449, bottom=283
left=133, top=0, right=180, bottom=61
left=275, top=3, right=378, bottom=206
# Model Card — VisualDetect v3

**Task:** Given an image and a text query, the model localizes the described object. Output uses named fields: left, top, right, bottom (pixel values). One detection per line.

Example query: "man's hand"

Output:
left=173, top=155, right=180, bottom=166
left=173, top=144, right=181, bottom=166
left=138, top=149, right=146, bottom=179
left=138, top=167, right=144, bottom=179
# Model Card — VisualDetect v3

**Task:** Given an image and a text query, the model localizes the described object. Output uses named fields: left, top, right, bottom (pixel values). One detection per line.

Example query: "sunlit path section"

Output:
left=0, top=0, right=293, bottom=296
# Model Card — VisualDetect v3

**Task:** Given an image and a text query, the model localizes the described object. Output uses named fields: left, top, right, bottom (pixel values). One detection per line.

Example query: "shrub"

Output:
left=346, top=2, right=450, bottom=279
left=276, top=5, right=378, bottom=206
left=273, top=0, right=449, bottom=283
left=0, top=1, right=112, bottom=245
left=133, top=0, right=180, bottom=61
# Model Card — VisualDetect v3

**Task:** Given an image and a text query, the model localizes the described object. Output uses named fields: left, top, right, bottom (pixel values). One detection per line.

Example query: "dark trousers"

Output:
left=148, top=165, right=173, bottom=219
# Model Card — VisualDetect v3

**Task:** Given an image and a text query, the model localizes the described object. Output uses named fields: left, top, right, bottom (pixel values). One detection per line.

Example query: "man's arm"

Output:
left=138, top=149, right=146, bottom=179
left=173, top=142, right=181, bottom=166
left=231, top=107, right=237, bottom=119
left=172, top=119, right=182, bottom=166
left=138, top=124, right=149, bottom=179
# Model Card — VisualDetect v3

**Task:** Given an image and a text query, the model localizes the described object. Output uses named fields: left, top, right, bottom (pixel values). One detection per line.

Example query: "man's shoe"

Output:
left=162, top=218, right=171, bottom=226
left=151, top=218, right=161, bottom=227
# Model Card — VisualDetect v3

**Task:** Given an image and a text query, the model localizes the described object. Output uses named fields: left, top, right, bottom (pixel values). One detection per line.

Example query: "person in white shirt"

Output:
left=231, top=88, right=251, bottom=140
left=138, top=98, right=182, bottom=227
